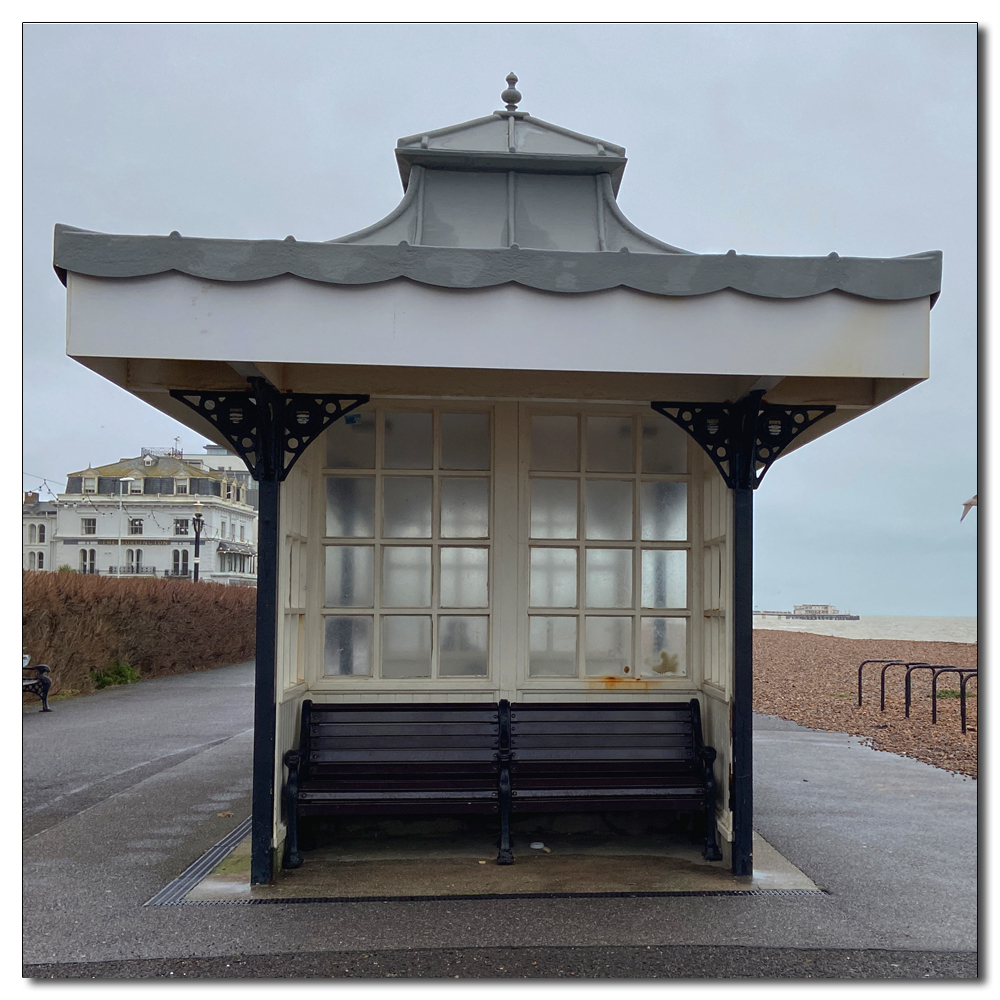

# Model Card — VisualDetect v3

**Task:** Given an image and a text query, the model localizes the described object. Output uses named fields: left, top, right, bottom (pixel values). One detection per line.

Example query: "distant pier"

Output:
left=755, top=604, right=860, bottom=622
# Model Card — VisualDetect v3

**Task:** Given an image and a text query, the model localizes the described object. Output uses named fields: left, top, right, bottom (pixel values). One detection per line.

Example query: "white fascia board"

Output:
left=66, top=272, right=930, bottom=381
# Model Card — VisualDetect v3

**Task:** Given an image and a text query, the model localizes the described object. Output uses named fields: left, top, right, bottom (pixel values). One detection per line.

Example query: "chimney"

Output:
left=24, top=491, right=39, bottom=504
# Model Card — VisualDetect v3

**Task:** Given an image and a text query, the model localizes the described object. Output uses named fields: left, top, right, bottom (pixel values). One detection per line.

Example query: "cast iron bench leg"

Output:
left=38, top=672, right=52, bottom=712
left=282, top=749, right=304, bottom=869
left=496, top=698, right=514, bottom=864
left=698, top=745, right=723, bottom=861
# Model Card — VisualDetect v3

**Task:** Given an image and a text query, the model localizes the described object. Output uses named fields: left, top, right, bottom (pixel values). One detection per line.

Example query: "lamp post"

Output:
left=192, top=501, right=205, bottom=582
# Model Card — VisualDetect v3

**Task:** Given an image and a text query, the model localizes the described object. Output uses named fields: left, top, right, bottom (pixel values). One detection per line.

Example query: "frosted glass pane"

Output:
left=383, top=477, right=432, bottom=537
left=585, top=548, right=632, bottom=608
left=585, top=616, right=632, bottom=675
left=381, top=616, right=432, bottom=678
left=530, top=548, right=577, bottom=607
left=530, top=479, right=578, bottom=539
left=586, top=416, right=634, bottom=472
left=641, top=550, right=687, bottom=608
left=381, top=547, right=432, bottom=607
left=439, top=616, right=489, bottom=676
left=440, top=547, right=489, bottom=607
left=440, top=478, right=489, bottom=538
left=442, top=413, right=490, bottom=470
left=640, top=617, right=687, bottom=677
left=641, top=417, right=688, bottom=473
left=529, top=617, right=578, bottom=677
left=325, top=477, right=375, bottom=537
left=531, top=415, right=578, bottom=471
left=326, top=411, right=376, bottom=469
left=323, top=616, right=373, bottom=676
left=640, top=482, right=688, bottom=541
left=384, top=411, right=432, bottom=469
left=325, top=546, right=374, bottom=607
left=585, top=480, right=633, bottom=540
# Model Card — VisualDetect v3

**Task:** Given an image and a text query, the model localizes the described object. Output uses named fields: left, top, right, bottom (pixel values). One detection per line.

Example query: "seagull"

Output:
left=960, top=494, right=977, bottom=522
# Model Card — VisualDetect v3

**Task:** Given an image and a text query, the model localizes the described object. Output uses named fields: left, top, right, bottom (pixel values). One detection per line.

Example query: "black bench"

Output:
left=282, top=701, right=502, bottom=868
left=281, top=697, right=721, bottom=868
left=501, top=699, right=722, bottom=862
left=22, top=655, right=53, bottom=713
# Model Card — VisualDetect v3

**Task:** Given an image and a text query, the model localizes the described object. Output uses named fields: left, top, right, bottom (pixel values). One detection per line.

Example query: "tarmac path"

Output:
left=22, top=661, right=978, bottom=980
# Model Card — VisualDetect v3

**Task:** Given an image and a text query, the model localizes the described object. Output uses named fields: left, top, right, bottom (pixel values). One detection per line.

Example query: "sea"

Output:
left=752, top=615, right=977, bottom=644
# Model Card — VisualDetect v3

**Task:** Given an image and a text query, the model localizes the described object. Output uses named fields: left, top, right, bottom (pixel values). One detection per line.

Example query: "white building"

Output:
left=22, top=493, right=58, bottom=571
left=183, top=443, right=260, bottom=510
left=34, top=450, right=258, bottom=585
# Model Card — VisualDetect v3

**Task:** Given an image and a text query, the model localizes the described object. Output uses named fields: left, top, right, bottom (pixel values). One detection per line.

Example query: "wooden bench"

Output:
left=281, top=697, right=721, bottom=868
left=22, top=655, right=53, bottom=713
left=281, top=700, right=502, bottom=868
left=501, top=699, right=722, bottom=862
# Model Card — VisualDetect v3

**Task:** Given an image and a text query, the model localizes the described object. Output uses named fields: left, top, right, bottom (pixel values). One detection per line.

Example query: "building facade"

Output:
left=23, top=449, right=258, bottom=585
left=22, top=493, right=58, bottom=571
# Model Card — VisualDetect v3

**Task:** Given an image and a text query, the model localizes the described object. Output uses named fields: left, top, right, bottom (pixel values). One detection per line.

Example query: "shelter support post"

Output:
left=651, top=393, right=834, bottom=876
left=171, top=381, right=369, bottom=885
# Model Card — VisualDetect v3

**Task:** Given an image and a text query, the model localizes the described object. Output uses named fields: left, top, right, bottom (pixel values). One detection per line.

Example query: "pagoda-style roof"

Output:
left=53, top=74, right=941, bottom=302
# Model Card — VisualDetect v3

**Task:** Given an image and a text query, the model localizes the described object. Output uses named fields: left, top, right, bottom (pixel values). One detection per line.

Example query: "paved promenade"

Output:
left=22, top=661, right=977, bottom=979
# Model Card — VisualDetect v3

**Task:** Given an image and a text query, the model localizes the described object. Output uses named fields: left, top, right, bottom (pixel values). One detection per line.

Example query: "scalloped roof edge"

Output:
left=52, top=225, right=942, bottom=304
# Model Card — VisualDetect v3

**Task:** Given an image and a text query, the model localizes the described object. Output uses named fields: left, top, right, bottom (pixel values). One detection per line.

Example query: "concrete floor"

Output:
left=184, top=828, right=819, bottom=901
left=22, top=661, right=978, bottom=977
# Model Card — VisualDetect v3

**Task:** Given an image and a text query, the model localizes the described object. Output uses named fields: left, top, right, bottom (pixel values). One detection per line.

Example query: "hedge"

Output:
left=22, top=571, right=256, bottom=695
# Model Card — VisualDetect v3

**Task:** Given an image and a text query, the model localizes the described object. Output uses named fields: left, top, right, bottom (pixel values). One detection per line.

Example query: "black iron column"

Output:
left=172, top=381, right=368, bottom=885
left=730, top=480, right=754, bottom=875
left=252, top=475, right=281, bottom=883
left=652, top=393, right=834, bottom=876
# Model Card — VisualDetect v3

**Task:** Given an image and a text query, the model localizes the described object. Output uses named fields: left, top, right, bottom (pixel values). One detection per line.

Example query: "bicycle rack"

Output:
left=960, top=671, right=979, bottom=733
left=904, top=664, right=939, bottom=718
left=930, top=667, right=976, bottom=725
left=857, top=659, right=906, bottom=707
left=857, top=659, right=978, bottom=732
left=883, top=661, right=928, bottom=712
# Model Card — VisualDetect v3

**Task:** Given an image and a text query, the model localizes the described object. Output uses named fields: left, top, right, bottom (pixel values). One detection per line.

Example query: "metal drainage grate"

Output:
left=145, top=816, right=251, bottom=906
left=163, top=887, right=829, bottom=906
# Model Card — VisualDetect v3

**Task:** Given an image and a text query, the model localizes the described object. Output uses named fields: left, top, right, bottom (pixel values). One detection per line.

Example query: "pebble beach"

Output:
left=753, top=623, right=978, bottom=778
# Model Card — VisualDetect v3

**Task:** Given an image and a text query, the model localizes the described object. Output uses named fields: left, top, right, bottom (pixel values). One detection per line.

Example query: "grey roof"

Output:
left=217, top=540, right=256, bottom=554
left=67, top=455, right=229, bottom=480
left=23, top=500, right=57, bottom=514
left=51, top=78, right=943, bottom=303
left=53, top=226, right=942, bottom=301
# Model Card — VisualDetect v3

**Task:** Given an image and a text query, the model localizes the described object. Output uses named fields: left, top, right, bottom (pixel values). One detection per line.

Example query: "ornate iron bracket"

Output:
left=651, top=393, right=835, bottom=490
left=170, top=379, right=369, bottom=482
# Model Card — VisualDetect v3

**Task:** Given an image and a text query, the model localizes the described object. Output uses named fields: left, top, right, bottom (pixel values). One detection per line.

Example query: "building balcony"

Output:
left=106, top=566, right=158, bottom=576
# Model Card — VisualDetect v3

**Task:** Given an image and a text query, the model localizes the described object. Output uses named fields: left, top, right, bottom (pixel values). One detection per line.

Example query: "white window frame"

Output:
left=304, top=399, right=705, bottom=700
left=516, top=403, right=696, bottom=694
left=316, top=402, right=499, bottom=692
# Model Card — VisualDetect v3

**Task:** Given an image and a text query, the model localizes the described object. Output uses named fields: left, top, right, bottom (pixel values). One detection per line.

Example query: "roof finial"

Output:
left=501, top=72, right=521, bottom=112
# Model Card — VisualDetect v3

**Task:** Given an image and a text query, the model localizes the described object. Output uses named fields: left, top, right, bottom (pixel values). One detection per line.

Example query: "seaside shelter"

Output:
left=52, top=77, right=941, bottom=884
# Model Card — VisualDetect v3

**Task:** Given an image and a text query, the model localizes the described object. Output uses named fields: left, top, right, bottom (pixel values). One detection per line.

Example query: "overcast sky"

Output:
left=22, top=23, right=977, bottom=615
